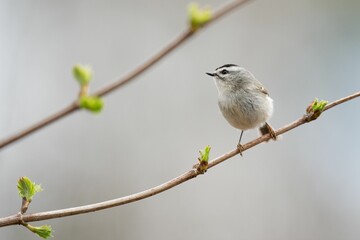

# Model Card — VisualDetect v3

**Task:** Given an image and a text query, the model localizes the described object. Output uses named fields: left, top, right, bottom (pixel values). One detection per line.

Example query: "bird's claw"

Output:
left=266, top=123, right=277, bottom=140
left=237, top=144, right=244, bottom=156
left=260, top=122, right=277, bottom=141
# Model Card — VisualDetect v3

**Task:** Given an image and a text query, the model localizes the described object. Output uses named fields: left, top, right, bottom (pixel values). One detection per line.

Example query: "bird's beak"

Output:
left=206, top=72, right=215, bottom=77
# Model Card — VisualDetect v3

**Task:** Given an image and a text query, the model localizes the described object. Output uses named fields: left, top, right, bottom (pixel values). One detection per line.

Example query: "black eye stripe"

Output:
left=220, top=69, right=229, bottom=74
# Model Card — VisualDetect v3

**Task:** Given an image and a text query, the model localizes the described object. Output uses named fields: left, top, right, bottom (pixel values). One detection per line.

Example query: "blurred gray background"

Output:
left=1, top=0, right=360, bottom=239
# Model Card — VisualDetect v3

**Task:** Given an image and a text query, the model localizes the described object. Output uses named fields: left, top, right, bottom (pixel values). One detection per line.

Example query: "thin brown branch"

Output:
left=0, top=91, right=359, bottom=227
left=0, top=0, right=250, bottom=150
left=323, top=91, right=360, bottom=111
left=0, top=103, right=79, bottom=149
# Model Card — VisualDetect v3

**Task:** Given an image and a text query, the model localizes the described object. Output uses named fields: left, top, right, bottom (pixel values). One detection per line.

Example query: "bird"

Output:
left=206, top=64, right=276, bottom=155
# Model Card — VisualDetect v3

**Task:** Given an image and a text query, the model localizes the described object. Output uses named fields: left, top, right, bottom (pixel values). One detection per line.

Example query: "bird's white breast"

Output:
left=218, top=91, right=273, bottom=130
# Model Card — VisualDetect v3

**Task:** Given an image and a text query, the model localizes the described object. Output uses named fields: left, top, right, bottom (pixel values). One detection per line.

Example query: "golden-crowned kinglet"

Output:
left=206, top=64, right=276, bottom=155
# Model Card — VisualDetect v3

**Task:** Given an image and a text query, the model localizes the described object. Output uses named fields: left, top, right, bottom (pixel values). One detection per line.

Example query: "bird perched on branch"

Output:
left=206, top=64, right=277, bottom=155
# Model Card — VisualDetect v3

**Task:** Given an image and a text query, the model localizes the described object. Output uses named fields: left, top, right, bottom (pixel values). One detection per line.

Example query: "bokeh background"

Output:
left=1, top=0, right=360, bottom=239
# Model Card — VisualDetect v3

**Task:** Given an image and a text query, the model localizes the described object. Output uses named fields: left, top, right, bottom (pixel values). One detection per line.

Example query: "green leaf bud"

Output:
left=73, top=64, right=92, bottom=86
left=199, top=145, right=211, bottom=162
left=188, top=3, right=212, bottom=30
left=26, top=224, right=53, bottom=239
left=79, top=95, right=104, bottom=113
left=17, top=176, right=43, bottom=202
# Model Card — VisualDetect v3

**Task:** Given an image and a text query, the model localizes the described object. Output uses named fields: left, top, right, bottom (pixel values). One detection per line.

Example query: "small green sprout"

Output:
left=188, top=3, right=212, bottom=30
left=306, top=98, right=328, bottom=121
left=196, top=145, right=211, bottom=174
left=17, top=178, right=53, bottom=238
left=26, top=224, right=53, bottom=239
left=72, top=64, right=104, bottom=113
left=199, top=145, right=211, bottom=162
left=17, top=177, right=43, bottom=202
left=73, top=64, right=92, bottom=86
left=79, top=95, right=104, bottom=113
left=312, top=98, right=328, bottom=112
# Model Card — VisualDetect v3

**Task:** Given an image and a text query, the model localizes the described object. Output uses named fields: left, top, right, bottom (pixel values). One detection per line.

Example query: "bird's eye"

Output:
left=221, top=69, right=228, bottom=75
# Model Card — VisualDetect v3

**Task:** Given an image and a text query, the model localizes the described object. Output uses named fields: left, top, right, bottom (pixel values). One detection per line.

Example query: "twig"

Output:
left=0, top=0, right=250, bottom=150
left=0, top=91, right=359, bottom=227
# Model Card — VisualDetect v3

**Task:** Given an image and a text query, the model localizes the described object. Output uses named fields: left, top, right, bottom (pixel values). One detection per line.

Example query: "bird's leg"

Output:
left=259, top=122, right=277, bottom=141
left=236, top=130, right=244, bottom=156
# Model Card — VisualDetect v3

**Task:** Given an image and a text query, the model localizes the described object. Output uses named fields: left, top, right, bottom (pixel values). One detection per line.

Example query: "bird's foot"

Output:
left=260, top=122, right=277, bottom=141
left=266, top=123, right=277, bottom=140
left=237, top=144, right=244, bottom=156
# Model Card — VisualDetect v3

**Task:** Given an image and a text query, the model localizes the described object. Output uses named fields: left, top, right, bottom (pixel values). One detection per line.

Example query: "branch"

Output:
left=0, top=0, right=251, bottom=150
left=1, top=91, right=359, bottom=227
